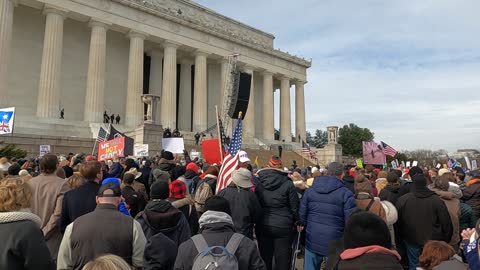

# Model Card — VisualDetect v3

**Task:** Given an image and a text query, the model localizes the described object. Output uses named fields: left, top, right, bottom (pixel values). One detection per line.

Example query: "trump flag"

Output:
left=0, top=107, right=15, bottom=135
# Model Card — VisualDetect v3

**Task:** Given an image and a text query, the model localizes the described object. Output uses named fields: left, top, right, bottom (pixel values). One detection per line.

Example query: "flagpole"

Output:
left=215, top=106, right=224, bottom=162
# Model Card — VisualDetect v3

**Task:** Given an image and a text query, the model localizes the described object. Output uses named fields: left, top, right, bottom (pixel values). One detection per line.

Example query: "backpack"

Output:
left=194, top=178, right=215, bottom=213
left=191, top=233, right=244, bottom=270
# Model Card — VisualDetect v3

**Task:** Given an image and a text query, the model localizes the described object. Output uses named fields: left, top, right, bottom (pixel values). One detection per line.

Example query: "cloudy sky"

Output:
left=196, top=0, right=480, bottom=151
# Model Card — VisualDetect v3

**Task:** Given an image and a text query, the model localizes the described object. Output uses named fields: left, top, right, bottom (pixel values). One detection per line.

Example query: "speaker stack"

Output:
left=227, top=71, right=252, bottom=119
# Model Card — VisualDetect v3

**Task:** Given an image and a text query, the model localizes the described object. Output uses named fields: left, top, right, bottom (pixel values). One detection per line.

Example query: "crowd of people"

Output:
left=1, top=151, right=480, bottom=270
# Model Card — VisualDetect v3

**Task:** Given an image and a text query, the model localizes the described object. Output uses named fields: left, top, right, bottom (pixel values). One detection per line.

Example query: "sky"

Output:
left=195, top=0, right=480, bottom=151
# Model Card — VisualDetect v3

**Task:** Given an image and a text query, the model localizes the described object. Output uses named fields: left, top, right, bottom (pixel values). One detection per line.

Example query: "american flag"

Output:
left=217, top=115, right=228, bottom=150
left=96, top=126, right=109, bottom=143
left=302, top=141, right=317, bottom=160
left=216, top=119, right=242, bottom=194
left=381, top=141, right=397, bottom=157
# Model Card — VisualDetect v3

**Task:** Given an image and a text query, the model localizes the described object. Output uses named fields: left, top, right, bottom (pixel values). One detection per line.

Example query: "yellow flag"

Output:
left=254, top=156, right=259, bottom=167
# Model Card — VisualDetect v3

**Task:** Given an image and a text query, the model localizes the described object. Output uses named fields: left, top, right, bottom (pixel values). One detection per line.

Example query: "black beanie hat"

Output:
left=150, top=181, right=169, bottom=200
left=408, top=166, right=423, bottom=178
left=412, top=173, right=428, bottom=191
left=343, top=210, right=391, bottom=249
left=387, top=171, right=399, bottom=183
left=162, top=151, right=174, bottom=161
left=204, top=196, right=231, bottom=215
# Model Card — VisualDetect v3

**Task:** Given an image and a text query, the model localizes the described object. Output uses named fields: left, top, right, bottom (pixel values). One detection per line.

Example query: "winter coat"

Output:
left=107, top=162, right=123, bottom=178
left=355, top=194, right=386, bottom=221
left=173, top=211, right=266, bottom=270
left=60, top=181, right=100, bottom=233
left=336, top=245, right=402, bottom=270
left=184, top=170, right=200, bottom=194
left=27, top=173, right=69, bottom=258
left=461, top=178, right=480, bottom=219
left=169, top=196, right=199, bottom=235
left=144, top=232, right=178, bottom=270
left=136, top=200, right=191, bottom=247
left=256, top=168, right=300, bottom=230
left=396, top=188, right=453, bottom=246
left=463, top=236, right=480, bottom=270
left=218, top=184, right=262, bottom=239
left=431, top=257, right=468, bottom=270
left=398, top=180, right=413, bottom=197
left=379, top=184, right=401, bottom=206
left=431, top=188, right=460, bottom=246
left=342, top=175, right=355, bottom=194
left=158, top=158, right=176, bottom=173
left=380, top=201, right=398, bottom=248
left=0, top=211, right=55, bottom=270
left=299, top=175, right=357, bottom=256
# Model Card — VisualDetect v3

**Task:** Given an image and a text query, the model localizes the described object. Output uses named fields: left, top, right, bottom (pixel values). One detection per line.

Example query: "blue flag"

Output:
left=0, top=107, right=15, bottom=135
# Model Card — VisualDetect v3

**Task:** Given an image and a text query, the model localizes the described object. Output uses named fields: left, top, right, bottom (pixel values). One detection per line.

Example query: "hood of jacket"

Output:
left=257, top=168, right=289, bottom=190
left=312, top=175, right=346, bottom=194
left=198, top=210, right=233, bottom=229
left=157, top=159, right=176, bottom=172
left=343, top=175, right=355, bottom=184
left=0, top=210, right=42, bottom=226
left=184, top=170, right=198, bottom=179
left=141, top=200, right=183, bottom=233
left=431, top=188, right=454, bottom=200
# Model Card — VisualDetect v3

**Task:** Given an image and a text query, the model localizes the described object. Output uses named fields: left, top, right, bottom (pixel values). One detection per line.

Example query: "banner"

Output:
left=406, top=161, right=411, bottom=168
left=108, top=125, right=134, bottom=156
left=39, top=145, right=51, bottom=157
left=134, top=144, right=149, bottom=157
left=356, top=159, right=363, bottom=168
left=98, top=137, right=125, bottom=161
left=0, top=107, right=15, bottom=135
left=201, top=138, right=222, bottom=164
left=162, top=138, right=185, bottom=154
left=362, top=141, right=386, bottom=165
left=391, top=161, right=396, bottom=168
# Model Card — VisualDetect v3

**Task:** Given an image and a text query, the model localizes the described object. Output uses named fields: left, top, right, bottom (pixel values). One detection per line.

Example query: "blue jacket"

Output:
left=299, top=176, right=356, bottom=256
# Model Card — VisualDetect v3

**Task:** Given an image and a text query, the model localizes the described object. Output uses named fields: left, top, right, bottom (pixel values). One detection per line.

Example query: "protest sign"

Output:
left=362, top=141, right=386, bottom=165
left=0, top=107, right=15, bottom=135
left=406, top=161, right=411, bottom=168
left=134, top=144, right=149, bottom=157
left=162, top=138, right=185, bottom=154
left=356, top=159, right=363, bottom=168
left=98, top=137, right=125, bottom=161
left=202, top=139, right=222, bottom=164
left=465, top=157, right=472, bottom=170
left=39, top=145, right=51, bottom=157
left=391, top=161, right=396, bottom=168
left=412, top=161, right=418, bottom=167
left=436, top=163, right=442, bottom=169
left=190, top=150, right=201, bottom=160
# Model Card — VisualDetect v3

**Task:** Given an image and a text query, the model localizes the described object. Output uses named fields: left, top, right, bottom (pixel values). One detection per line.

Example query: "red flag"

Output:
left=201, top=139, right=222, bottom=164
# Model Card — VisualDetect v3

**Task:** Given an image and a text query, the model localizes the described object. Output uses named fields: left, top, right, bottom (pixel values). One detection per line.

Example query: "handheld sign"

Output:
left=98, top=137, right=125, bottom=161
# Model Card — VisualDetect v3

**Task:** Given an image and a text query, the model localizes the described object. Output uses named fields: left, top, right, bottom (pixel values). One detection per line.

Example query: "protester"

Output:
left=82, top=254, right=132, bottom=270
left=101, top=178, right=131, bottom=216
left=57, top=183, right=147, bottom=269
left=27, top=154, right=69, bottom=258
left=66, top=174, right=86, bottom=190
left=0, top=178, right=55, bottom=270
left=106, top=156, right=123, bottom=178
left=60, top=161, right=102, bottom=233
left=122, top=173, right=147, bottom=218
left=123, top=170, right=149, bottom=200
left=194, top=165, right=219, bottom=214
left=342, top=168, right=355, bottom=193
left=299, top=161, right=356, bottom=269
left=462, top=170, right=480, bottom=219
left=398, top=166, right=422, bottom=196
left=174, top=196, right=266, bottom=270
left=461, top=222, right=480, bottom=269
left=354, top=174, right=386, bottom=221
left=184, top=162, right=201, bottom=194
left=19, top=169, right=33, bottom=181
left=141, top=159, right=152, bottom=195
left=218, top=168, right=262, bottom=239
left=430, top=175, right=461, bottom=248
left=168, top=179, right=199, bottom=234
left=379, top=171, right=402, bottom=205
left=6, top=163, right=21, bottom=177
left=418, top=240, right=467, bottom=270
left=396, top=174, right=453, bottom=269
left=375, top=170, right=388, bottom=193
left=332, top=211, right=402, bottom=269
left=158, top=151, right=177, bottom=174
left=255, top=156, right=300, bottom=270
left=136, top=181, right=191, bottom=246
left=380, top=198, right=398, bottom=249
left=150, top=168, right=171, bottom=186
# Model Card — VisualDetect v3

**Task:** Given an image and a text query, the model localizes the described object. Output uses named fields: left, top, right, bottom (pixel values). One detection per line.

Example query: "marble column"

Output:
left=125, top=31, right=147, bottom=127
left=36, top=6, right=67, bottom=118
left=84, top=20, right=110, bottom=122
left=0, top=0, right=16, bottom=107
left=262, top=71, right=274, bottom=140
left=178, top=58, right=192, bottom=131
left=161, top=41, right=179, bottom=130
left=295, top=80, right=306, bottom=143
left=242, top=66, right=255, bottom=137
left=280, top=76, right=292, bottom=142
left=149, top=48, right=163, bottom=125
left=219, top=58, right=229, bottom=113
left=192, top=51, right=208, bottom=132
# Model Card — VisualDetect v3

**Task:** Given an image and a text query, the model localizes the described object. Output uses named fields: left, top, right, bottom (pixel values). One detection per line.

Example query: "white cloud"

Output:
left=196, top=0, right=480, bottom=151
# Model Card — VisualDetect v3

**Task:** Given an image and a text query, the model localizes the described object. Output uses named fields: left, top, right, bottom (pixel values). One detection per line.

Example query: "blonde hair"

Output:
left=67, top=175, right=87, bottom=190
left=82, top=254, right=132, bottom=270
left=0, top=177, right=31, bottom=212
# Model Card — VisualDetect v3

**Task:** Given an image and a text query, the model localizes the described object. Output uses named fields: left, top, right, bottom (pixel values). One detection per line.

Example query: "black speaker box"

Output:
left=228, top=71, right=252, bottom=119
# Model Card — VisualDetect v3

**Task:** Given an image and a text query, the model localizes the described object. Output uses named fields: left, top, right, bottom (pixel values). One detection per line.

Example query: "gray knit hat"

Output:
left=327, top=162, right=344, bottom=176
left=231, top=168, right=253, bottom=188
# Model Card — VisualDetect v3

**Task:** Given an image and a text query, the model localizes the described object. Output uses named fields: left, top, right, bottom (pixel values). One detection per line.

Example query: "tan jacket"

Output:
left=28, top=173, right=69, bottom=257
left=432, top=188, right=461, bottom=246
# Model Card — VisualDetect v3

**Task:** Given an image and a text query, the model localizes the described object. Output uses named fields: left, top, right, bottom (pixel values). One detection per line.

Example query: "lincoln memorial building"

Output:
left=0, top=0, right=311, bottom=154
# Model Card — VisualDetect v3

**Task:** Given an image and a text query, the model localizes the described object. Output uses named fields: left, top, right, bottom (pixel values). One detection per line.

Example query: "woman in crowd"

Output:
left=354, top=174, right=386, bottom=221
left=0, top=177, right=55, bottom=269
left=418, top=240, right=467, bottom=270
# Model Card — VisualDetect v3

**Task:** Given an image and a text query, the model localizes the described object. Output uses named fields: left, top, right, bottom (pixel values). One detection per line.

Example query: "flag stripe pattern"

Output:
left=216, top=119, right=242, bottom=194
left=302, top=140, right=317, bottom=160
left=217, top=116, right=228, bottom=150
left=381, top=141, right=397, bottom=157
left=96, top=126, right=109, bottom=143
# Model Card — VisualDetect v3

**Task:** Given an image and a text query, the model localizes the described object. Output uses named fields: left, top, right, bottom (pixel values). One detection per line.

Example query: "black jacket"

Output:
left=173, top=211, right=266, bottom=270
left=342, top=175, right=355, bottom=194
left=144, top=232, right=178, bottom=270
left=218, top=185, right=262, bottom=239
left=396, top=188, right=453, bottom=245
left=379, top=184, right=401, bottom=206
left=255, top=168, right=300, bottom=229
left=461, top=178, right=480, bottom=218
left=0, top=212, right=55, bottom=270
left=169, top=197, right=199, bottom=235
left=136, top=200, right=191, bottom=246
left=60, top=181, right=100, bottom=233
